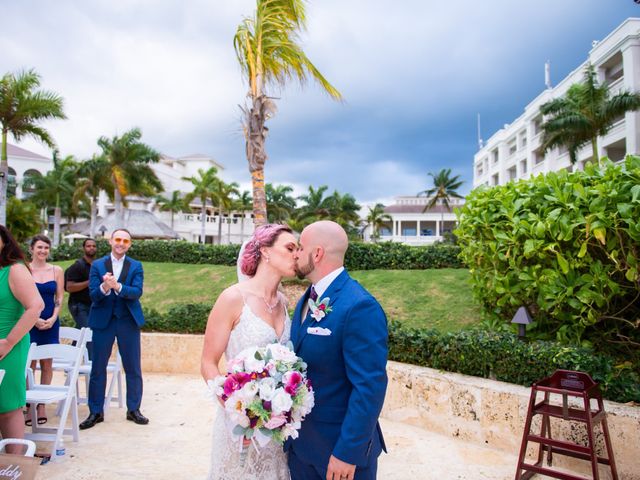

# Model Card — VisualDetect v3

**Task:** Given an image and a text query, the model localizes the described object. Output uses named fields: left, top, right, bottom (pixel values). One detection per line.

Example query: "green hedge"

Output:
left=455, top=156, right=640, bottom=350
left=51, top=239, right=462, bottom=270
left=388, top=322, right=640, bottom=403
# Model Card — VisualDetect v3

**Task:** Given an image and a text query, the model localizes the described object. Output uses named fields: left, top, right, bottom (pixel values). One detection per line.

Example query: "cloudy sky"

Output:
left=3, top=1, right=638, bottom=205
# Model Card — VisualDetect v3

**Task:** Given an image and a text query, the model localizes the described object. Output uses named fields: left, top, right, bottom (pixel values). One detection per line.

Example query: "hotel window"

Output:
left=534, top=149, right=545, bottom=166
left=508, top=139, right=517, bottom=156
left=492, top=149, right=499, bottom=164
left=492, top=173, right=499, bottom=186
left=507, top=166, right=517, bottom=180
left=476, top=163, right=484, bottom=176
left=520, top=159, right=527, bottom=174
left=532, top=116, right=543, bottom=136
left=603, top=52, right=623, bottom=85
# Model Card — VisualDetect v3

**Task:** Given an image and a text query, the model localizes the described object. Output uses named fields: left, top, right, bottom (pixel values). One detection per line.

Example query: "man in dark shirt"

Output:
left=64, top=238, right=97, bottom=357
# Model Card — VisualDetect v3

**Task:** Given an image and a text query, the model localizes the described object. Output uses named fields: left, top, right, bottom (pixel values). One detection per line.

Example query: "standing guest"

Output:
left=64, top=238, right=97, bottom=357
left=27, top=234, right=64, bottom=425
left=80, top=228, right=148, bottom=430
left=0, top=225, right=44, bottom=454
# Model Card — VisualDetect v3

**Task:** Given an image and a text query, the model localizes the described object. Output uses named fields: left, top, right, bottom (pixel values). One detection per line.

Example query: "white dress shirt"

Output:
left=101, top=254, right=126, bottom=295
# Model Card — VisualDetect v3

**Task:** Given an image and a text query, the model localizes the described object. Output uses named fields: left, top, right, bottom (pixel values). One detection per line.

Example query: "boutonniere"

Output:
left=308, top=296, right=333, bottom=322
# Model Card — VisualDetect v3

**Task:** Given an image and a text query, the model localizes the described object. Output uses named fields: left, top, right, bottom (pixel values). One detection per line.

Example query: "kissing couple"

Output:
left=201, top=220, right=388, bottom=480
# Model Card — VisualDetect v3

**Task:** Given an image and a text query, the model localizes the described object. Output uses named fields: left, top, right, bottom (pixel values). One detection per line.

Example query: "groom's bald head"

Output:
left=295, top=221, right=349, bottom=282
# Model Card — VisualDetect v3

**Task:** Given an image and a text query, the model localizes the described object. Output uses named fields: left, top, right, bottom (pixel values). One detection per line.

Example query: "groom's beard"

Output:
left=295, top=253, right=314, bottom=279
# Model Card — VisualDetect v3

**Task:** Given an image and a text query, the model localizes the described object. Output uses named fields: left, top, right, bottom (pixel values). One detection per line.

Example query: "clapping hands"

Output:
left=102, top=272, right=119, bottom=293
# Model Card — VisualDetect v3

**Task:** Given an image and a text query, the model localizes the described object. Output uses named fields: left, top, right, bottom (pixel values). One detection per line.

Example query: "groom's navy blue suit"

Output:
left=286, top=269, right=388, bottom=480
left=87, top=255, right=145, bottom=414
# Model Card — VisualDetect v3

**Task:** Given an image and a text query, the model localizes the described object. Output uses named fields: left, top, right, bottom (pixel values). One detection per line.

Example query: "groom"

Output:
left=287, top=221, right=388, bottom=480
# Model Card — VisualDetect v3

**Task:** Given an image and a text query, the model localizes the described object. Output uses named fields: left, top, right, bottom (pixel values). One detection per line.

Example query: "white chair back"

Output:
left=0, top=438, right=37, bottom=457
left=0, top=368, right=4, bottom=385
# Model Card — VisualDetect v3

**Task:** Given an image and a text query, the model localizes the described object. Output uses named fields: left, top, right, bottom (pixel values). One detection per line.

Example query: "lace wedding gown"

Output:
left=207, top=299, right=291, bottom=480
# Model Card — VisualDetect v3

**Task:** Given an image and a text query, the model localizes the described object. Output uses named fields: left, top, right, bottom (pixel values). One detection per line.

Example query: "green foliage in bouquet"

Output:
left=455, top=156, right=640, bottom=356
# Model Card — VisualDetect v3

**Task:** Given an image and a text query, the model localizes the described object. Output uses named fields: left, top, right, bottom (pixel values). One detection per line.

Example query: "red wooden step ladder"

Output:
left=515, top=369, right=618, bottom=480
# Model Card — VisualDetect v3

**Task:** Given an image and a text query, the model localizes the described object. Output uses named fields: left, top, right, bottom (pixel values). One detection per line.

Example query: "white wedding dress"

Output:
left=207, top=295, right=291, bottom=480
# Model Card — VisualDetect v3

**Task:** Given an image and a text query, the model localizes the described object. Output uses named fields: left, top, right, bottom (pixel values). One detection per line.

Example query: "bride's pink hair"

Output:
left=240, top=224, right=293, bottom=277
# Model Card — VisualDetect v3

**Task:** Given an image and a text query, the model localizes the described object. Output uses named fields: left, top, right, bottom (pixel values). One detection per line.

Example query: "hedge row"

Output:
left=51, top=239, right=463, bottom=270
left=388, top=322, right=640, bottom=404
left=135, top=302, right=639, bottom=403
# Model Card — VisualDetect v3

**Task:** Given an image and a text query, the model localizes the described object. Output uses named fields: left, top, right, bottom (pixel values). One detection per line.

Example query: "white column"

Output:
left=15, top=175, right=23, bottom=199
left=435, top=219, right=440, bottom=237
left=623, top=41, right=640, bottom=156
left=415, top=220, right=420, bottom=238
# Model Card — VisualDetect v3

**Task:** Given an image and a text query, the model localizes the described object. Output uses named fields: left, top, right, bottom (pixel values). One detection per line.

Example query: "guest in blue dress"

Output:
left=27, top=235, right=64, bottom=425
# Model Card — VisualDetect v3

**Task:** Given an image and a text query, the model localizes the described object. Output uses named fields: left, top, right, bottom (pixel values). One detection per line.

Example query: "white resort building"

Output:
left=363, top=196, right=463, bottom=246
left=473, top=17, right=640, bottom=188
left=6, top=144, right=254, bottom=243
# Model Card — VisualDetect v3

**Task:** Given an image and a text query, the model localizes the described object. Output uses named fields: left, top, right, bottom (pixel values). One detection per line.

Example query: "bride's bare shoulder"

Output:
left=217, top=284, right=245, bottom=304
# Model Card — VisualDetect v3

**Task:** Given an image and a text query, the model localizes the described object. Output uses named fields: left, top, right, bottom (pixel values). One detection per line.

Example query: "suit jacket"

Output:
left=88, top=255, right=145, bottom=329
left=286, top=269, right=388, bottom=469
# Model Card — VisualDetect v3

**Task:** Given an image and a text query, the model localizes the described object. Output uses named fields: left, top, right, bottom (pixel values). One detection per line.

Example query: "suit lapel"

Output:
left=105, top=257, right=113, bottom=275
left=294, top=270, right=350, bottom=351
left=118, top=258, right=131, bottom=283
left=291, top=286, right=310, bottom=349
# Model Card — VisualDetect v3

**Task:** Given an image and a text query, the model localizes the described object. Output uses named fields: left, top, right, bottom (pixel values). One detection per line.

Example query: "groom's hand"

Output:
left=326, top=455, right=355, bottom=480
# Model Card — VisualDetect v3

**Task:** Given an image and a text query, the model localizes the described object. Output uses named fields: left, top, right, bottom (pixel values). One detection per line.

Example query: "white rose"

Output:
left=244, top=356, right=266, bottom=373
left=258, top=378, right=276, bottom=401
left=271, top=388, right=293, bottom=415
left=267, top=343, right=298, bottom=363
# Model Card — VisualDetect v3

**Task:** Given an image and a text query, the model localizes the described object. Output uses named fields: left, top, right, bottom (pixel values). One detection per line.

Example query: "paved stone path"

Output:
left=37, top=373, right=520, bottom=479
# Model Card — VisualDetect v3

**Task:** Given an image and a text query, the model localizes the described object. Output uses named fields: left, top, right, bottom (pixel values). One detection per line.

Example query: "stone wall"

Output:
left=383, top=361, right=640, bottom=480
left=140, top=333, right=639, bottom=478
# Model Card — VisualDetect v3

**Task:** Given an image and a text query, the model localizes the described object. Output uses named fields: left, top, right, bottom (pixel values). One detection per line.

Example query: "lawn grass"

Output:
left=53, top=262, right=480, bottom=332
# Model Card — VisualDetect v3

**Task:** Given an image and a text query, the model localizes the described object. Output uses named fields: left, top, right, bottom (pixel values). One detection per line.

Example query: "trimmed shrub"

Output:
left=455, top=156, right=640, bottom=352
left=388, top=322, right=640, bottom=403
left=52, top=239, right=462, bottom=270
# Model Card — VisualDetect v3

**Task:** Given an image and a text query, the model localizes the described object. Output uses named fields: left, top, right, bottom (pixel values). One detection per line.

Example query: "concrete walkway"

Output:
left=38, top=373, right=520, bottom=479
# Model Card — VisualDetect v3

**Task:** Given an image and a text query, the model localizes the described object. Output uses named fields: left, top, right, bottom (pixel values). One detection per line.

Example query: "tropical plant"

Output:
left=233, top=190, right=253, bottom=242
left=155, top=190, right=186, bottom=230
left=326, top=190, right=361, bottom=233
left=418, top=168, right=464, bottom=236
left=540, top=63, right=640, bottom=165
left=296, top=185, right=331, bottom=224
left=182, top=167, right=221, bottom=244
left=366, top=203, right=391, bottom=242
left=74, top=155, right=113, bottom=237
left=97, top=127, right=162, bottom=225
left=6, top=197, right=41, bottom=241
left=214, top=181, right=240, bottom=244
left=24, top=152, right=77, bottom=246
left=233, top=0, right=342, bottom=226
left=0, top=68, right=66, bottom=225
left=266, top=183, right=296, bottom=223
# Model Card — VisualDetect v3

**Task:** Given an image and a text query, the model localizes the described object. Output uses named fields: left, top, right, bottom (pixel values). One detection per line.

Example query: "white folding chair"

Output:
left=24, top=330, right=86, bottom=460
left=57, top=326, right=124, bottom=410
left=0, top=369, right=4, bottom=385
left=0, top=438, right=37, bottom=457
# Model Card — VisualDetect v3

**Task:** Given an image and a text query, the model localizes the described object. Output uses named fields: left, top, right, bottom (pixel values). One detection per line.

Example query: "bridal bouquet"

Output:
left=210, top=342, right=314, bottom=462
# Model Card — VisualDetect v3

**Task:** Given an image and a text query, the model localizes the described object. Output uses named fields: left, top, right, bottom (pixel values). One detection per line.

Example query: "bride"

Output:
left=201, top=224, right=297, bottom=480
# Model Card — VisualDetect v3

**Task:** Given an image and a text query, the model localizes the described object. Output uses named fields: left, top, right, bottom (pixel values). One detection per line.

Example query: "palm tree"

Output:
left=540, top=63, right=640, bottom=165
left=213, top=181, right=239, bottom=244
left=24, top=153, right=77, bottom=246
left=97, top=127, right=162, bottom=225
left=266, top=183, right=296, bottom=223
left=418, top=168, right=464, bottom=237
left=326, top=190, right=361, bottom=230
left=0, top=68, right=66, bottom=225
left=74, top=155, right=113, bottom=237
left=234, top=0, right=342, bottom=226
left=366, top=203, right=391, bottom=242
left=6, top=197, right=41, bottom=242
left=297, top=185, right=331, bottom=225
left=155, top=190, right=185, bottom=230
left=234, top=190, right=253, bottom=242
left=183, top=167, right=221, bottom=244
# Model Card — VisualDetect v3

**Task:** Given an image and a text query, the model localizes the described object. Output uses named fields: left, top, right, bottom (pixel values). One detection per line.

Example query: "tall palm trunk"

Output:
left=53, top=205, right=61, bottom=247
left=114, top=188, right=124, bottom=226
left=200, top=204, right=206, bottom=244
left=90, top=196, right=98, bottom=238
left=592, top=138, right=599, bottom=166
left=0, top=131, right=8, bottom=225
left=246, top=94, right=270, bottom=227
left=217, top=204, right=223, bottom=244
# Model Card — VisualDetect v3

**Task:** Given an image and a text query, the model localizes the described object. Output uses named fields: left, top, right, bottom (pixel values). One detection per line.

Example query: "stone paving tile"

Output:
left=37, top=373, right=519, bottom=479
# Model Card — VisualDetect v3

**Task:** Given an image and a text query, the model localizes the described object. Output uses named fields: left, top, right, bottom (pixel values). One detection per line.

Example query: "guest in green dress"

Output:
left=0, top=225, right=44, bottom=454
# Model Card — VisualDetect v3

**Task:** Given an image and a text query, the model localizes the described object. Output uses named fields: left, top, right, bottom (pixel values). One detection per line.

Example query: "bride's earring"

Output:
left=265, top=256, right=270, bottom=263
